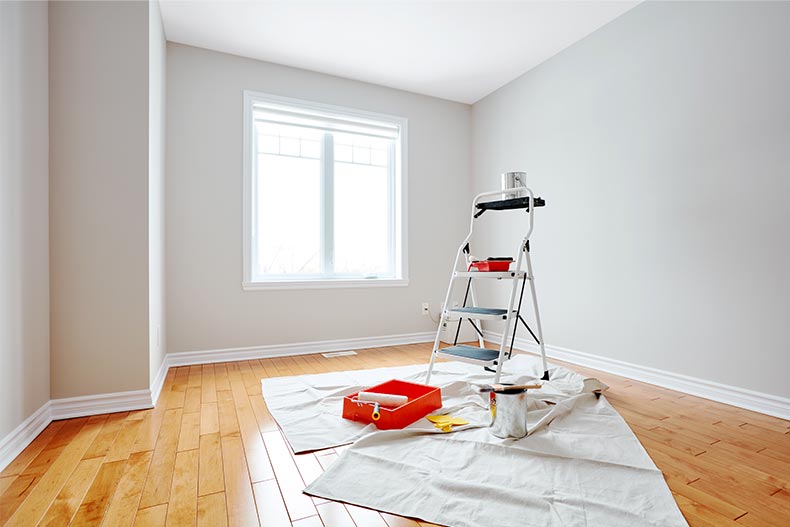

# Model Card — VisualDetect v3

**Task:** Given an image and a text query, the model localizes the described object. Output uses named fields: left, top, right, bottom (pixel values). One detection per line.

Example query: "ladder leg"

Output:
left=524, top=248, right=549, bottom=380
left=494, top=268, right=521, bottom=383
left=426, top=311, right=445, bottom=385
left=468, top=282, right=485, bottom=348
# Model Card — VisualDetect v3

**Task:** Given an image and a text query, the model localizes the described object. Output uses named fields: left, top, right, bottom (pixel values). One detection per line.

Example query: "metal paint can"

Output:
left=500, top=171, right=526, bottom=199
left=489, top=390, right=529, bottom=439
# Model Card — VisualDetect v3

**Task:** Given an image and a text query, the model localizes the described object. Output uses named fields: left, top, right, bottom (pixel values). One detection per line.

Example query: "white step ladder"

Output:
left=425, top=186, right=549, bottom=384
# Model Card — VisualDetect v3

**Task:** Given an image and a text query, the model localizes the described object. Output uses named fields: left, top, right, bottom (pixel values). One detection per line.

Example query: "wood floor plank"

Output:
left=316, top=502, right=355, bottom=527
left=177, top=411, right=202, bottom=452
left=214, top=364, right=231, bottom=392
left=345, top=503, right=388, bottom=527
left=701, top=441, right=790, bottom=483
left=105, top=418, right=145, bottom=463
left=0, top=421, right=66, bottom=477
left=291, top=516, right=324, bottom=527
left=261, top=431, right=316, bottom=521
left=238, top=361, right=262, bottom=397
left=198, top=491, right=228, bottom=527
left=0, top=476, right=14, bottom=496
left=83, top=412, right=130, bottom=459
left=220, top=435, right=259, bottom=527
left=248, top=395, right=277, bottom=434
left=200, top=402, right=220, bottom=436
left=4, top=416, right=105, bottom=527
left=69, top=459, right=127, bottom=526
left=132, top=372, right=175, bottom=454
left=188, top=365, right=203, bottom=388
left=689, top=478, right=790, bottom=524
left=252, top=479, right=291, bottom=526
left=198, top=433, right=224, bottom=497
left=665, top=474, right=747, bottom=519
left=217, top=393, right=240, bottom=439
left=381, top=512, right=421, bottom=526
left=165, top=449, right=199, bottom=526
left=101, top=450, right=155, bottom=527
left=292, top=453, right=323, bottom=488
left=229, top=377, right=274, bottom=483
left=184, top=387, right=203, bottom=414
left=138, top=407, right=183, bottom=509
left=201, top=364, right=218, bottom=404
left=633, top=426, right=708, bottom=456
left=133, top=505, right=168, bottom=527
left=167, top=383, right=187, bottom=410
left=37, top=457, right=103, bottom=527
left=0, top=418, right=85, bottom=523
left=672, top=493, right=744, bottom=527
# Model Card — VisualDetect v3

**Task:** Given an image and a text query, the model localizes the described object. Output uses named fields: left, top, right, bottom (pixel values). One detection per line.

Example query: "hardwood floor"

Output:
left=1, top=343, right=788, bottom=526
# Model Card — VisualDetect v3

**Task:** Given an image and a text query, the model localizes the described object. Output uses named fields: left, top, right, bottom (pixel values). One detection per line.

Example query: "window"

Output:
left=242, top=91, right=408, bottom=289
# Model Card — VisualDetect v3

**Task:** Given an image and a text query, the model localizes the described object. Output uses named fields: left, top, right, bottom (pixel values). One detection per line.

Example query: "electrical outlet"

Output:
left=421, top=302, right=430, bottom=316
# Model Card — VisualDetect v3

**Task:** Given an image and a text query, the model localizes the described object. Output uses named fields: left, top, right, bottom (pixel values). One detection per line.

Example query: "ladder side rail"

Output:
left=525, top=246, right=549, bottom=379
left=494, top=186, right=534, bottom=383
left=514, top=185, right=550, bottom=379
left=426, top=192, right=490, bottom=384
left=508, top=273, right=529, bottom=359
left=453, top=278, right=473, bottom=345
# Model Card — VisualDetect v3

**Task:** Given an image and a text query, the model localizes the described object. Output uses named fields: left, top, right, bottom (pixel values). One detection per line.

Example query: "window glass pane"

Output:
left=260, top=135, right=279, bottom=154
left=334, top=158, right=391, bottom=277
left=280, top=136, right=300, bottom=157
left=335, top=143, right=352, bottom=163
left=352, top=145, right=370, bottom=165
left=371, top=148, right=387, bottom=166
left=301, top=139, right=320, bottom=159
left=256, top=153, right=321, bottom=276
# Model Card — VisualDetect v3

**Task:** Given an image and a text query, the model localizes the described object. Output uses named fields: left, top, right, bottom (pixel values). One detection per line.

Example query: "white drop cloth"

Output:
left=261, top=355, right=689, bottom=527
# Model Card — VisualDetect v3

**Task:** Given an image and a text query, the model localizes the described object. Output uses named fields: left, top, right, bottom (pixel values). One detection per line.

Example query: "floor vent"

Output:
left=321, top=350, right=358, bottom=358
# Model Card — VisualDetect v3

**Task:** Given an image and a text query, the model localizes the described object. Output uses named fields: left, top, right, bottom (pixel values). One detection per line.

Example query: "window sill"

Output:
left=242, top=278, right=409, bottom=291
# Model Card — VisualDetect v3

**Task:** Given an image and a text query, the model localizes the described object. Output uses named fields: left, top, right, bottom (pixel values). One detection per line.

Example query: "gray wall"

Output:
left=166, top=43, right=472, bottom=353
left=50, top=1, right=151, bottom=398
left=149, top=0, right=167, bottom=385
left=0, top=1, right=50, bottom=438
left=472, top=1, right=790, bottom=398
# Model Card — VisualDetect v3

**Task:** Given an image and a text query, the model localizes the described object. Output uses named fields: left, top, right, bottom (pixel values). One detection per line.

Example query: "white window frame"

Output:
left=242, top=90, right=409, bottom=290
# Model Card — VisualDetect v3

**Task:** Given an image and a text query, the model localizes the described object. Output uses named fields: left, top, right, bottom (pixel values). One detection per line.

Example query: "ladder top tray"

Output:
left=476, top=196, right=546, bottom=212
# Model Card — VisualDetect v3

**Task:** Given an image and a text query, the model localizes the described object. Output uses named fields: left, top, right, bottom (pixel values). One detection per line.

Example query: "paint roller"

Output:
left=356, top=392, right=409, bottom=407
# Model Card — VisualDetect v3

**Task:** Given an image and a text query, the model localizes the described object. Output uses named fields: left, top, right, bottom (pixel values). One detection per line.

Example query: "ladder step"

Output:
left=453, top=271, right=527, bottom=279
left=436, top=345, right=500, bottom=363
left=446, top=307, right=510, bottom=320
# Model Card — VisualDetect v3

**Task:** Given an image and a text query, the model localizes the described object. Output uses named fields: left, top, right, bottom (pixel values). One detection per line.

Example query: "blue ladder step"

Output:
left=447, top=307, right=509, bottom=320
left=438, top=345, right=500, bottom=362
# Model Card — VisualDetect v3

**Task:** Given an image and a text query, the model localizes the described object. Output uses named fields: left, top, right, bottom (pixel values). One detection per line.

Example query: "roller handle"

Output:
left=371, top=402, right=381, bottom=421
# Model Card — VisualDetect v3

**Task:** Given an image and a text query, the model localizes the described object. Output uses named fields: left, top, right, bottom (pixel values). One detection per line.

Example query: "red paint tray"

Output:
left=342, top=379, right=442, bottom=430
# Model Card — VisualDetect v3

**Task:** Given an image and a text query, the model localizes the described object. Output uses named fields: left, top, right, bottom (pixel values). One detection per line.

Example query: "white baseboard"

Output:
left=0, top=401, right=52, bottom=472
left=484, top=330, right=790, bottom=420
left=167, top=331, right=436, bottom=367
left=1, top=331, right=436, bottom=472
left=150, top=358, right=169, bottom=406
left=49, top=389, right=154, bottom=420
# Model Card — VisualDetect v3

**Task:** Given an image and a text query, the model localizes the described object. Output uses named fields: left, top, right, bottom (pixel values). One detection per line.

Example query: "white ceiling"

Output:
left=159, top=1, right=639, bottom=104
